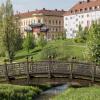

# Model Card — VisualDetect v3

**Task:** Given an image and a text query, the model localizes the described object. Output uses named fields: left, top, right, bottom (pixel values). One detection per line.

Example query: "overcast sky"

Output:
left=0, top=0, right=81, bottom=12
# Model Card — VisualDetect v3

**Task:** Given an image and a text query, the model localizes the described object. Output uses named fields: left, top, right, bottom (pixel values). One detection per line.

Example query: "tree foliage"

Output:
left=0, top=0, right=22, bottom=62
left=75, top=24, right=89, bottom=43
left=37, top=34, right=47, bottom=48
left=23, top=33, right=35, bottom=54
left=86, top=22, right=100, bottom=63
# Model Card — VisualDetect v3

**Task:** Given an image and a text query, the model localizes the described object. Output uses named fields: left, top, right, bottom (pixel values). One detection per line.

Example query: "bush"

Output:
left=0, top=84, right=41, bottom=100
left=37, top=36, right=47, bottom=48
left=23, top=34, right=35, bottom=53
left=40, top=45, right=58, bottom=60
left=74, top=38, right=86, bottom=43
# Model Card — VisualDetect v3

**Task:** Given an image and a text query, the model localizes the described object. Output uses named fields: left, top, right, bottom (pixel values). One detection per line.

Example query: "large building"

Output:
left=64, top=0, right=100, bottom=38
left=17, top=8, right=65, bottom=39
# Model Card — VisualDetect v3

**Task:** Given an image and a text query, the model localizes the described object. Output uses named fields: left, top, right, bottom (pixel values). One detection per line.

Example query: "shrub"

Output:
left=40, top=45, right=58, bottom=60
left=0, top=84, right=41, bottom=100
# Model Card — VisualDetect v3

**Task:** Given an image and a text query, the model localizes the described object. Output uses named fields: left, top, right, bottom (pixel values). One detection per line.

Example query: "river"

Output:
left=35, top=84, right=68, bottom=100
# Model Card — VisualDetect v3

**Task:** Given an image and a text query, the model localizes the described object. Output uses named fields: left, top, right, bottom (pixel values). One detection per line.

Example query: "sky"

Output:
left=0, top=0, right=81, bottom=12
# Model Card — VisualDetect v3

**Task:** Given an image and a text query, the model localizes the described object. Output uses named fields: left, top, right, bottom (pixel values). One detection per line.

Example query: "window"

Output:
left=76, top=18, right=78, bottom=21
left=34, top=20, right=35, bottom=23
left=56, top=28, right=58, bottom=32
left=45, top=19, right=46, bottom=23
left=89, top=7, right=92, bottom=10
left=66, top=17, right=68, bottom=20
left=70, top=17, right=72, bottom=19
left=82, top=15, right=84, bottom=18
left=95, top=6, right=97, bottom=9
left=87, top=14, right=89, bottom=17
left=85, top=8, right=87, bottom=11
left=80, top=9, right=83, bottom=12
left=75, top=9, right=78, bottom=13
left=52, top=20, right=54, bottom=24
left=71, top=10, right=73, bottom=13
left=49, top=20, right=51, bottom=24
left=38, top=19, right=41, bottom=23
left=56, top=20, right=58, bottom=25
left=59, top=21, right=61, bottom=25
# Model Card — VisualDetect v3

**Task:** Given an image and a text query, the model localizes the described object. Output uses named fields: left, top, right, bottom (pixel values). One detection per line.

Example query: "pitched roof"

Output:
left=64, top=0, right=100, bottom=16
left=16, top=9, right=65, bottom=18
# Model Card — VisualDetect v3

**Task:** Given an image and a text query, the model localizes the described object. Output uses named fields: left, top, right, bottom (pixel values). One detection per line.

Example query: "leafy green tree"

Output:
left=15, top=31, right=23, bottom=51
left=86, top=22, right=100, bottom=63
left=0, top=0, right=22, bottom=62
left=23, top=33, right=35, bottom=54
left=76, top=24, right=83, bottom=38
left=37, top=34, right=47, bottom=48
left=75, top=24, right=89, bottom=43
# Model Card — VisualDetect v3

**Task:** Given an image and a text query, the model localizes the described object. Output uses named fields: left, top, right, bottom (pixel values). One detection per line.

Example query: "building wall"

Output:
left=20, top=13, right=64, bottom=39
left=64, top=10, right=100, bottom=38
left=20, top=17, right=33, bottom=34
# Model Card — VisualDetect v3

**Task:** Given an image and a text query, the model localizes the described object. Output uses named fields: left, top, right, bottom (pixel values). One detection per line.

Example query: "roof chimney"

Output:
left=62, top=9, right=64, bottom=11
left=43, top=8, right=46, bottom=10
left=55, top=9, right=57, bottom=11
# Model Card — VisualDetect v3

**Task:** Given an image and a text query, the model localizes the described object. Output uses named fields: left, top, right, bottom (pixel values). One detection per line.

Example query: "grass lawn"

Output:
left=0, top=84, right=41, bottom=100
left=52, top=86, right=100, bottom=100
left=0, top=39, right=86, bottom=64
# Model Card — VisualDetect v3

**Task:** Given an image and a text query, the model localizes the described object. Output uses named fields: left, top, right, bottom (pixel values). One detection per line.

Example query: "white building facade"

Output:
left=64, top=0, right=100, bottom=38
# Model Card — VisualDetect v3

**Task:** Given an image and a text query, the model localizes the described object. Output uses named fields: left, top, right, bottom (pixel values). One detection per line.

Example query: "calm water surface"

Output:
left=35, top=84, right=68, bottom=100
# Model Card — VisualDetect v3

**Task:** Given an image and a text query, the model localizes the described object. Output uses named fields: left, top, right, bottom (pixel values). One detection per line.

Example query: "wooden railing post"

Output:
left=91, top=63, right=96, bottom=83
left=4, top=59, right=9, bottom=82
left=26, top=56, right=30, bottom=84
left=31, top=56, right=34, bottom=77
left=48, top=55, right=53, bottom=78
left=69, top=57, right=76, bottom=80
left=70, top=62, right=73, bottom=80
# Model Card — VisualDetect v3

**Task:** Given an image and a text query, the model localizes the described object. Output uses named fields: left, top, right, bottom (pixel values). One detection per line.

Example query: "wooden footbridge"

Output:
left=0, top=60, right=100, bottom=85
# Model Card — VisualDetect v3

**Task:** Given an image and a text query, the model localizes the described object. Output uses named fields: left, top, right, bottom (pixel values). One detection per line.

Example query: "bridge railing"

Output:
left=0, top=60, right=100, bottom=83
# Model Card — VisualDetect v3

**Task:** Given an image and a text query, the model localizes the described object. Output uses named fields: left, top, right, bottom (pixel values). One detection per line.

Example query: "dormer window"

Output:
left=75, top=9, right=78, bottom=13
left=95, top=6, right=97, bottom=9
left=79, top=1, right=82, bottom=4
left=89, top=7, right=92, bottom=10
left=71, top=10, right=73, bottom=13
left=80, top=9, right=83, bottom=12
left=85, top=8, right=87, bottom=11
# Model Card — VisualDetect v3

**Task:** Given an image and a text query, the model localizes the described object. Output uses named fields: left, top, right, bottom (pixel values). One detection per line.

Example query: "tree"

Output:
left=23, top=33, right=35, bottom=54
left=86, top=22, right=100, bottom=63
left=75, top=24, right=89, bottom=43
left=76, top=24, right=83, bottom=38
left=37, top=34, right=47, bottom=48
left=0, top=0, right=22, bottom=62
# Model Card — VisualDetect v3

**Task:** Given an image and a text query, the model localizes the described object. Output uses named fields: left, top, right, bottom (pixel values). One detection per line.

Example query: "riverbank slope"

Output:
left=52, top=86, right=100, bottom=100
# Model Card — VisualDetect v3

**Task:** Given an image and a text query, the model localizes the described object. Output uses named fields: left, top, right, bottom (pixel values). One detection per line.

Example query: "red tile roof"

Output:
left=64, top=0, right=100, bottom=16
left=16, top=9, right=65, bottom=18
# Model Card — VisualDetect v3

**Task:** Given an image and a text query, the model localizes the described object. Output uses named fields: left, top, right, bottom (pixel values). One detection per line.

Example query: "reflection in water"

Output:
left=35, top=84, right=68, bottom=100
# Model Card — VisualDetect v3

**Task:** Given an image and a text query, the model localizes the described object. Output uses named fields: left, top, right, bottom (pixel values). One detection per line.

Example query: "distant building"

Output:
left=64, top=0, right=100, bottom=38
left=16, top=8, right=65, bottom=40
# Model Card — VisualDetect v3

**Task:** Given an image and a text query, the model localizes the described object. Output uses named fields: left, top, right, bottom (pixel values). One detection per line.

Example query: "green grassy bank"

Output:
left=52, top=86, right=100, bottom=100
left=0, top=39, right=86, bottom=64
left=0, top=84, right=41, bottom=100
